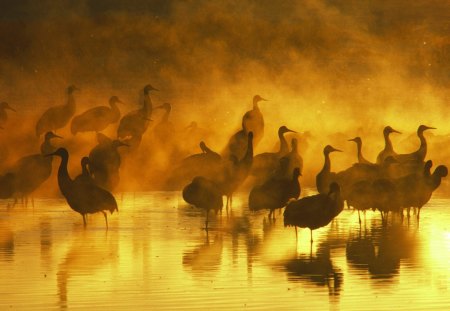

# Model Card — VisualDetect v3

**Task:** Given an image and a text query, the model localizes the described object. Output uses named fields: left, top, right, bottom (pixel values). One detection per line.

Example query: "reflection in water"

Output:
left=40, top=218, right=52, bottom=269
left=0, top=223, right=14, bottom=261
left=183, top=234, right=223, bottom=274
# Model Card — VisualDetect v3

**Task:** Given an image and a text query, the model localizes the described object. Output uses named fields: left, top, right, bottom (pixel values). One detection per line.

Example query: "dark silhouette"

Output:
left=249, top=166, right=301, bottom=219
left=316, top=145, right=342, bottom=195
left=47, top=148, right=118, bottom=228
left=282, top=138, right=303, bottom=178
left=284, top=182, right=344, bottom=242
left=0, top=102, right=15, bottom=129
left=376, top=126, right=401, bottom=164
left=36, top=85, right=78, bottom=137
left=348, top=137, right=373, bottom=165
left=182, top=176, right=223, bottom=229
left=70, top=96, right=122, bottom=135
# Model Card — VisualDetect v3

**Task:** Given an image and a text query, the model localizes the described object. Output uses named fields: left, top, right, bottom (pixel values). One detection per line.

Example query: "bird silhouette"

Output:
left=249, top=166, right=301, bottom=219
left=376, top=126, right=401, bottom=164
left=0, top=102, right=15, bottom=129
left=182, top=176, right=223, bottom=229
left=395, top=125, right=435, bottom=163
left=88, top=134, right=128, bottom=191
left=316, top=145, right=342, bottom=195
left=10, top=131, right=62, bottom=205
left=251, top=126, right=296, bottom=182
left=70, top=96, right=122, bottom=135
left=117, top=84, right=157, bottom=148
left=47, top=148, right=118, bottom=228
left=284, top=182, right=344, bottom=242
left=36, top=85, right=79, bottom=137
left=348, top=137, right=373, bottom=165
left=282, top=138, right=303, bottom=178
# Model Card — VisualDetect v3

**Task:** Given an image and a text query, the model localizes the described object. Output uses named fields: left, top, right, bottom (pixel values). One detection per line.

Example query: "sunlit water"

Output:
left=0, top=190, right=449, bottom=310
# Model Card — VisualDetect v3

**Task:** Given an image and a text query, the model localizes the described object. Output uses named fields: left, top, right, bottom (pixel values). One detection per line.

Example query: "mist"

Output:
left=0, top=0, right=449, bottom=192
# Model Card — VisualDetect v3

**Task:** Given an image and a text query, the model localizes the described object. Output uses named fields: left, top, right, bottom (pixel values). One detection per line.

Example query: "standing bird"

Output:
left=284, top=182, right=344, bottom=242
left=36, top=85, right=78, bottom=137
left=251, top=126, right=296, bottom=182
left=376, top=126, right=401, bottom=164
left=10, top=131, right=62, bottom=204
left=70, top=96, right=122, bottom=135
left=117, top=84, right=157, bottom=147
left=0, top=102, right=15, bottom=129
left=183, top=176, right=223, bottom=229
left=395, top=125, right=435, bottom=163
left=348, top=137, right=373, bottom=165
left=242, top=95, right=267, bottom=146
left=249, top=167, right=301, bottom=219
left=88, top=134, right=128, bottom=191
left=316, top=145, right=342, bottom=195
left=47, top=148, right=118, bottom=228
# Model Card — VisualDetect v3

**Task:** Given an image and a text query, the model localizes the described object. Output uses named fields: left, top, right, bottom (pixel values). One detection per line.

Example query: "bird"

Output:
left=395, top=125, right=435, bottom=163
left=316, top=145, right=342, bottom=195
left=219, top=132, right=254, bottom=208
left=284, top=182, right=344, bottom=242
left=0, top=102, right=15, bottom=129
left=182, top=176, right=223, bottom=229
left=251, top=126, right=296, bottom=182
left=10, top=131, right=62, bottom=205
left=70, top=96, right=123, bottom=135
left=249, top=166, right=301, bottom=219
left=36, top=85, right=79, bottom=137
left=47, top=147, right=118, bottom=228
left=242, top=95, right=267, bottom=146
left=282, top=138, right=303, bottom=178
left=376, top=126, right=401, bottom=164
left=117, top=84, right=157, bottom=147
left=348, top=137, right=373, bottom=165
left=395, top=160, right=448, bottom=220
left=88, top=134, right=128, bottom=191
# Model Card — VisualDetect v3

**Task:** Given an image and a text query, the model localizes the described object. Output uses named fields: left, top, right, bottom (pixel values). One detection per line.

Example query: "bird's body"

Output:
left=0, top=173, right=14, bottom=199
left=249, top=167, right=301, bottom=218
left=49, top=148, right=118, bottom=227
left=71, top=96, right=122, bottom=135
left=10, top=132, right=61, bottom=201
left=376, top=126, right=400, bottom=165
left=36, top=86, right=78, bottom=137
left=0, top=102, right=15, bottom=129
left=182, top=176, right=223, bottom=229
left=251, top=126, right=295, bottom=182
left=284, top=182, right=344, bottom=241
left=316, top=145, right=342, bottom=195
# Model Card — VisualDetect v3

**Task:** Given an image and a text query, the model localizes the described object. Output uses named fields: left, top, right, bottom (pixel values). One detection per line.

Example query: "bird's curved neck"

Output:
left=143, top=93, right=153, bottom=118
left=355, top=141, right=368, bottom=163
left=322, top=151, right=331, bottom=173
left=430, top=171, right=443, bottom=190
left=416, top=131, right=427, bottom=158
left=384, top=132, right=394, bottom=152
left=162, top=107, right=171, bottom=122
left=56, top=155, right=73, bottom=192
left=252, top=100, right=260, bottom=111
left=41, top=139, right=56, bottom=155
left=278, top=132, right=289, bottom=155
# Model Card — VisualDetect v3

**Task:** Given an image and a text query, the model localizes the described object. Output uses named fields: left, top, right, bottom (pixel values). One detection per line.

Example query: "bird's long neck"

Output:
left=162, top=107, right=171, bottom=123
left=242, top=136, right=253, bottom=164
left=143, top=93, right=153, bottom=118
left=416, top=130, right=427, bottom=160
left=110, top=102, right=121, bottom=122
left=322, top=151, right=331, bottom=173
left=384, top=132, right=394, bottom=152
left=252, top=99, right=260, bottom=111
left=56, top=155, right=73, bottom=195
left=278, top=131, right=289, bottom=155
left=331, top=191, right=344, bottom=216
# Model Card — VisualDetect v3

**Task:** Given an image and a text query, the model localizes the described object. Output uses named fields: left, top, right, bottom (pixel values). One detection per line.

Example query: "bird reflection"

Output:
left=283, top=242, right=343, bottom=297
left=182, top=233, right=223, bottom=274
left=0, top=223, right=14, bottom=261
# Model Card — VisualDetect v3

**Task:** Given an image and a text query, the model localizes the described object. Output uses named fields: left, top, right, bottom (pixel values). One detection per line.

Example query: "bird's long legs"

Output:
left=102, top=211, right=109, bottom=229
left=82, top=214, right=87, bottom=227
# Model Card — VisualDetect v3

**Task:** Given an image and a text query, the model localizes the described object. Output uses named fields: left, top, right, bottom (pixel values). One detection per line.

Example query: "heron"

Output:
left=36, top=85, right=79, bottom=137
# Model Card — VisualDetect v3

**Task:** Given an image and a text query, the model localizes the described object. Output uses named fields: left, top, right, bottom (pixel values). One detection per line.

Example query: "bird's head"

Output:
left=279, top=126, right=296, bottom=135
left=348, top=137, right=361, bottom=144
left=324, top=145, right=342, bottom=154
left=0, top=102, right=16, bottom=112
left=434, top=165, right=448, bottom=178
left=384, top=126, right=401, bottom=135
left=44, top=131, right=63, bottom=141
left=253, top=95, right=268, bottom=104
left=45, top=147, right=68, bottom=158
left=144, top=84, right=158, bottom=94
left=199, top=141, right=207, bottom=153
left=110, top=96, right=123, bottom=105
left=418, top=125, right=436, bottom=134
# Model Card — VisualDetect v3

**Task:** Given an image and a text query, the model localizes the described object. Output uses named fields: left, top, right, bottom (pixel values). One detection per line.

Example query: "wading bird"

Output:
left=36, top=85, right=78, bottom=137
left=70, top=96, right=122, bottom=135
left=284, top=182, right=344, bottom=242
left=48, top=148, right=118, bottom=228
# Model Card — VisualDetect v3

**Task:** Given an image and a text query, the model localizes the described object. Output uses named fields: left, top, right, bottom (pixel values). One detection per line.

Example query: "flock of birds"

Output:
left=0, top=85, right=447, bottom=240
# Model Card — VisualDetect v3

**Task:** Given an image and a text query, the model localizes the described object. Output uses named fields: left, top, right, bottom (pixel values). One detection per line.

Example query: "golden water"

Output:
left=0, top=190, right=449, bottom=310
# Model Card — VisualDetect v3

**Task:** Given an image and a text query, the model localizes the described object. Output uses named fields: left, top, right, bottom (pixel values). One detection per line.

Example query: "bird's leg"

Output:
left=295, top=226, right=298, bottom=244
left=417, top=207, right=421, bottom=221
left=205, top=210, right=209, bottom=230
left=102, top=211, right=109, bottom=230
left=310, top=229, right=313, bottom=243
left=32, top=196, right=35, bottom=209
left=82, top=214, right=87, bottom=227
left=358, top=210, right=361, bottom=226
left=407, top=207, right=411, bottom=219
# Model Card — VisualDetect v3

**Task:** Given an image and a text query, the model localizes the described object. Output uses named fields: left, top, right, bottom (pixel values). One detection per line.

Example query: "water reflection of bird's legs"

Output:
left=102, top=211, right=109, bottom=229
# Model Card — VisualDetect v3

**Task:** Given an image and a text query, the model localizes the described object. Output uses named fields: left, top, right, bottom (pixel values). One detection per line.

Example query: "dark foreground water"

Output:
left=0, top=189, right=449, bottom=310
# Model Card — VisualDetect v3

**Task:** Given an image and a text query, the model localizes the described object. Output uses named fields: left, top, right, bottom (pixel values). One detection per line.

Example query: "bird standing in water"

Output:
left=47, top=148, right=118, bottom=228
left=36, top=85, right=79, bottom=137
left=284, top=182, right=344, bottom=242
left=0, top=102, right=15, bottom=129
left=71, top=96, right=123, bottom=135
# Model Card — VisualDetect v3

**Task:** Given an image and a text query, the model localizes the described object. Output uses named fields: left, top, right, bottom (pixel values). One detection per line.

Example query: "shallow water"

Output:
left=0, top=190, right=449, bottom=310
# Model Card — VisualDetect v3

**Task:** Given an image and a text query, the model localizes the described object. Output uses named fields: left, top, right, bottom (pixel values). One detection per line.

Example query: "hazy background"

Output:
left=0, top=0, right=449, bottom=191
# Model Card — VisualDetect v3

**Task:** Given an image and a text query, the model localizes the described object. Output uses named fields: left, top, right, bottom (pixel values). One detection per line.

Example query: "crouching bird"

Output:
left=47, top=148, right=118, bottom=228
left=284, top=182, right=344, bottom=242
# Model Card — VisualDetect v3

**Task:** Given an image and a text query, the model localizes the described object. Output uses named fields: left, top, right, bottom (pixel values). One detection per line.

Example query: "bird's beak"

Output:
left=424, top=126, right=436, bottom=130
left=286, top=127, right=297, bottom=133
left=348, top=138, right=356, bottom=142
left=391, top=129, right=401, bottom=134
left=260, top=97, right=268, bottom=101
left=117, top=99, right=125, bottom=105
left=332, top=147, right=343, bottom=152
left=53, top=134, right=63, bottom=139
left=6, top=105, right=16, bottom=112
